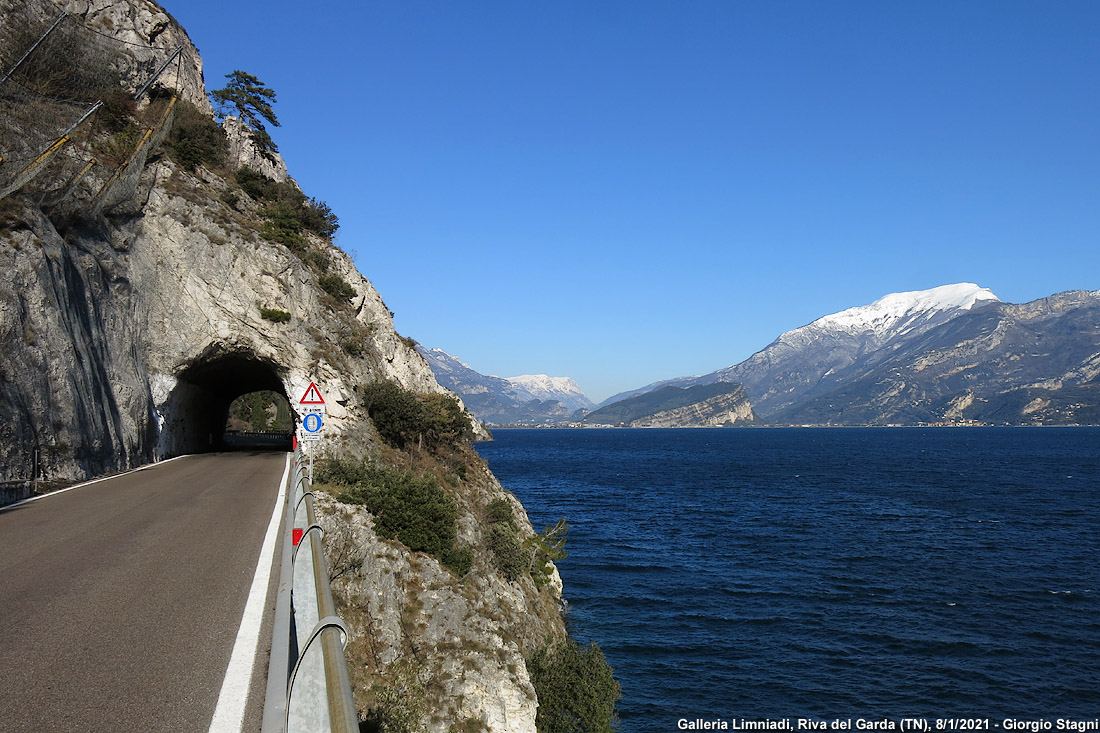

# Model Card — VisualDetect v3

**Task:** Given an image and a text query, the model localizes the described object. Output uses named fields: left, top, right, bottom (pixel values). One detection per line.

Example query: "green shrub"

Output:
left=319, top=455, right=473, bottom=576
left=485, top=498, right=567, bottom=586
left=163, top=99, right=228, bottom=171
left=421, top=392, right=473, bottom=446
left=360, top=381, right=428, bottom=449
left=528, top=639, right=620, bottom=733
left=360, top=473, right=457, bottom=557
left=95, top=89, right=138, bottom=134
left=327, top=460, right=457, bottom=557
left=316, top=455, right=378, bottom=488
left=361, top=659, right=426, bottom=733
left=488, top=522, right=529, bottom=581
left=485, top=498, right=529, bottom=581
left=299, top=196, right=339, bottom=238
left=318, top=274, right=356, bottom=303
left=235, top=167, right=339, bottom=238
left=359, top=381, right=472, bottom=453
left=221, top=190, right=240, bottom=209
left=341, top=337, right=365, bottom=357
left=260, top=307, right=291, bottom=323
left=440, top=545, right=474, bottom=577
left=487, top=498, right=517, bottom=528
left=236, top=166, right=278, bottom=200
left=94, top=120, right=144, bottom=168
left=299, top=248, right=331, bottom=273
left=260, top=201, right=308, bottom=250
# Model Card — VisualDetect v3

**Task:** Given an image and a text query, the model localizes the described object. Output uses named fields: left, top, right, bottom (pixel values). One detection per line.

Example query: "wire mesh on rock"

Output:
left=0, top=8, right=187, bottom=207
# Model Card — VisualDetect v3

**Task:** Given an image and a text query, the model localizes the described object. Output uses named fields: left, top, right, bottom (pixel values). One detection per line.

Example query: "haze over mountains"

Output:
left=425, top=284, right=1100, bottom=427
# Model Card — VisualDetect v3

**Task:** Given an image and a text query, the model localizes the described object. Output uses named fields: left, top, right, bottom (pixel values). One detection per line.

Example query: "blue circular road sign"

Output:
left=303, top=413, right=323, bottom=433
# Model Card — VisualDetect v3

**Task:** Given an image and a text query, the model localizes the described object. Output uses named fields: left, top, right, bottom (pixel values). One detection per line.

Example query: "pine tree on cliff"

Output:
left=209, top=70, right=280, bottom=162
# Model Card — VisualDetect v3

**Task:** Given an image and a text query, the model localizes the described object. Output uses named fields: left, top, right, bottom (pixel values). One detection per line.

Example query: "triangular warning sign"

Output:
left=299, top=382, right=325, bottom=405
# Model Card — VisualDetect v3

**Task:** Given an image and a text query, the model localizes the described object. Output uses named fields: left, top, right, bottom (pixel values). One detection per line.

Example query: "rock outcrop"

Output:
left=630, top=387, right=755, bottom=428
left=2, top=0, right=210, bottom=111
left=585, top=382, right=755, bottom=427
left=221, top=114, right=290, bottom=182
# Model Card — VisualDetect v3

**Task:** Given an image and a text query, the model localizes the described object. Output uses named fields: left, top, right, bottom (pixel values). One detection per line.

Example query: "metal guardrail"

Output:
left=262, top=446, right=358, bottom=732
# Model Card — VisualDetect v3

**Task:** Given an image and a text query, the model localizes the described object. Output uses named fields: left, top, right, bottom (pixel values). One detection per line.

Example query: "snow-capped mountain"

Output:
left=768, top=289, right=1100, bottom=425
left=711, top=283, right=1002, bottom=417
left=604, top=283, right=1100, bottom=425
left=608, top=284, right=1001, bottom=414
left=505, top=375, right=594, bottom=413
left=810, top=283, right=999, bottom=339
left=416, top=347, right=594, bottom=424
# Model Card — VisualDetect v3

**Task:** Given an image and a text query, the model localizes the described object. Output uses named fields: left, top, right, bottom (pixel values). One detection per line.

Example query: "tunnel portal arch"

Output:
left=157, top=347, right=296, bottom=457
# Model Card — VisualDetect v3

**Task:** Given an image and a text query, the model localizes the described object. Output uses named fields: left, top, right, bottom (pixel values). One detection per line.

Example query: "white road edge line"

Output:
left=208, top=452, right=291, bottom=733
left=0, top=454, right=191, bottom=511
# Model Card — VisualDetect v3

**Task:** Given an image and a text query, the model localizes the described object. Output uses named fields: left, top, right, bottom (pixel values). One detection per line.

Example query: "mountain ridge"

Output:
left=606, top=284, right=1100, bottom=426
left=584, top=382, right=754, bottom=427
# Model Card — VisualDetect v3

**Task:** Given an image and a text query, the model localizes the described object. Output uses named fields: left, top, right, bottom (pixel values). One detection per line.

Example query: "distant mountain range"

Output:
left=423, top=284, right=1100, bottom=428
left=416, top=347, right=595, bottom=425
left=614, top=284, right=1100, bottom=426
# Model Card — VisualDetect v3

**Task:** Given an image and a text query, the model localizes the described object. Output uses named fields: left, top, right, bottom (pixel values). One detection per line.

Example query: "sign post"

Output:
left=298, top=381, right=326, bottom=483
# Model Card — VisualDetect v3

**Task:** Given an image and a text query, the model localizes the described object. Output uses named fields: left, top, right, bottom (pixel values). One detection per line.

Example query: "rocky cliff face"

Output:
left=0, top=1, right=467, bottom=484
left=0, top=155, right=449, bottom=482
left=3, top=0, right=210, bottom=110
left=2, top=3, right=565, bottom=730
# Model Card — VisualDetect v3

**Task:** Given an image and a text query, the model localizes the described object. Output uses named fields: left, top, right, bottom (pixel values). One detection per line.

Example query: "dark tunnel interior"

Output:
left=160, top=350, right=295, bottom=455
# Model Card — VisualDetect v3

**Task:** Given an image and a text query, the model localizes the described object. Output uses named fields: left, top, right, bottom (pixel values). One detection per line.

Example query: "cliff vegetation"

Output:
left=314, top=381, right=619, bottom=731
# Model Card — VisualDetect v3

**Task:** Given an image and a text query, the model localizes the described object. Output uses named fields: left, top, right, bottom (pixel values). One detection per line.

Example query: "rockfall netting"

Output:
left=0, top=7, right=195, bottom=208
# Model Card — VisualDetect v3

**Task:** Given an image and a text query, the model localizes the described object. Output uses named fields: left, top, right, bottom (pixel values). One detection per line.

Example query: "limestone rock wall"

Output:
left=0, top=0, right=483, bottom=481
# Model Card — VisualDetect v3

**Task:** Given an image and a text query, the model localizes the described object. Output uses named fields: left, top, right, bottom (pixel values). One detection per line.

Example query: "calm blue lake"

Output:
left=475, top=428, right=1100, bottom=731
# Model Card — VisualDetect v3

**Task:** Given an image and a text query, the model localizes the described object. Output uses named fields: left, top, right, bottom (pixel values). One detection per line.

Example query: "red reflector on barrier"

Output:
left=292, top=528, right=304, bottom=546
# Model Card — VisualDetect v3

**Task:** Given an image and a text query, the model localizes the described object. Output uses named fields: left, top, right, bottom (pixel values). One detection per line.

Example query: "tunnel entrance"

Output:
left=157, top=348, right=295, bottom=457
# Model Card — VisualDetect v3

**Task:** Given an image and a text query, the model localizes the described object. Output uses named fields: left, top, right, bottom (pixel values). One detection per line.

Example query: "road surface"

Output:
left=0, top=451, right=287, bottom=732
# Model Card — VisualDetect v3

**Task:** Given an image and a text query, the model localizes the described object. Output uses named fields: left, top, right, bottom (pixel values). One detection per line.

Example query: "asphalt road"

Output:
left=0, top=451, right=288, bottom=732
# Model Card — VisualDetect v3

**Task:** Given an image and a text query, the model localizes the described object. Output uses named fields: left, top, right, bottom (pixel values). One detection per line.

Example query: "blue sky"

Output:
left=170, top=1, right=1099, bottom=403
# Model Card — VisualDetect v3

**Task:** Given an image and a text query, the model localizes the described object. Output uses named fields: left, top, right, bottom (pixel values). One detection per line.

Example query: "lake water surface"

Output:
left=475, top=428, right=1100, bottom=732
